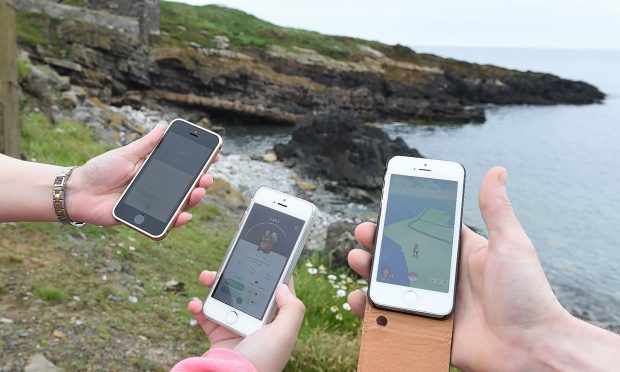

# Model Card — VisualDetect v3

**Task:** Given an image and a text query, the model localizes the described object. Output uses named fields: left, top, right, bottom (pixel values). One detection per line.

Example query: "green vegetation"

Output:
left=35, top=285, right=68, bottom=302
left=58, top=0, right=85, bottom=6
left=20, top=112, right=111, bottom=164
left=1, top=109, right=365, bottom=370
left=160, top=1, right=388, bottom=61
left=16, top=12, right=52, bottom=46
left=16, top=58, right=32, bottom=81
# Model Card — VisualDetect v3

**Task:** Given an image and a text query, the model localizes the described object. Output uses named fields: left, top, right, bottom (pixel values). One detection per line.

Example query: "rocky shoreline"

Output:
left=11, top=3, right=617, bottom=336
left=15, top=3, right=605, bottom=128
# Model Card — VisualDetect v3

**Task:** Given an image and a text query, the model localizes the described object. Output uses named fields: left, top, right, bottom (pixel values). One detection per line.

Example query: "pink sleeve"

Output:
left=170, top=348, right=257, bottom=372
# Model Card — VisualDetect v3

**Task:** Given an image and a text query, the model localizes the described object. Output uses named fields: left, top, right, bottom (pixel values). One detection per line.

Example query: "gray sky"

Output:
left=173, top=0, right=620, bottom=50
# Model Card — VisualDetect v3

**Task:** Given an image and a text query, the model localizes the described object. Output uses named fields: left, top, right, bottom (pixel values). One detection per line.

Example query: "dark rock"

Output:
left=345, top=188, right=377, bottom=204
left=324, top=221, right=365, bottom=268
left=274, top=113, right=422, bottom=189
left=164, top=279, right=185, bottom=293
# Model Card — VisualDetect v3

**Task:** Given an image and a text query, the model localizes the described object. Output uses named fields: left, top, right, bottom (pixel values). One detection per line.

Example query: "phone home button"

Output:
left=225, top=311, right=238, bottom=324
left=403, top=290, right=418, bottom=305
left=133, top=214, right=145, bottom=225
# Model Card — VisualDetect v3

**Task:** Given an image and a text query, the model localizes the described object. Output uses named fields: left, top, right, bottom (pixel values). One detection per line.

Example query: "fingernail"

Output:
left=191, top=297, right=201, bottom=302
left=499, top=168, right=508, bottom=186
left=187, top=213, right=193, bottom=221
left=279, top=284, right=290, bottom=295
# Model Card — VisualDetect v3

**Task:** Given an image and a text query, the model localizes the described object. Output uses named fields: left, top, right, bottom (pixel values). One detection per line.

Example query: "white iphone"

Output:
left=368, top=156, right=465, bottom=318
left=203, top=187, right=317, bottom=336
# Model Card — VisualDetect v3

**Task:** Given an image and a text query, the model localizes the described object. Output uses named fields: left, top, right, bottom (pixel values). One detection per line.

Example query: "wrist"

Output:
left=528, top=311, right=619, bottom=371
left=64, top=166, right=88, bottom=224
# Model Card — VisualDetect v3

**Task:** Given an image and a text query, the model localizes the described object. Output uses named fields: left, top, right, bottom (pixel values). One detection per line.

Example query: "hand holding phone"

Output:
left=203, top=187, right=316, bottom=336
left=177, top=271, right=306, bottom=372
left=113, top=119, right=222, bottom=239
left=369, top=156, right=465, bottom=317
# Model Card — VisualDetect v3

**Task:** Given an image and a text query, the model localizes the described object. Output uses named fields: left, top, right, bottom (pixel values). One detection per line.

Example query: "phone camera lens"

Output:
left=424, top=163, right=427, bottom=166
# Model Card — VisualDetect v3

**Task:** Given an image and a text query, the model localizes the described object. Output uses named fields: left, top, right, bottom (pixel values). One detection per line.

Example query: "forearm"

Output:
left=533, top=315, right=620, bottom=371
left=0, top=154, right=67, bottom=222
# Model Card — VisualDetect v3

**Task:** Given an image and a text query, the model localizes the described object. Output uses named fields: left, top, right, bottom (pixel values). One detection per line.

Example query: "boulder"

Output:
left=324, top=221, right=365, bottom=268
left=275, top=113, right=422, bottom=189
left=262, top=151, right=278, bottom=163
left=24, top=354, right=63, bottom=372
left=296, top=180, right=318, bottom=191
left=214, top=35, right=230, bottom=49
left=61, top=91, right=78, bottom=108
left=205, top=179, right=249, bottom=211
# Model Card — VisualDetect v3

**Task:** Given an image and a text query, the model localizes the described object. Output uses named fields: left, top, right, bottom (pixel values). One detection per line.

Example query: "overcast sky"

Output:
left=173, top=0, right=620, bottom=50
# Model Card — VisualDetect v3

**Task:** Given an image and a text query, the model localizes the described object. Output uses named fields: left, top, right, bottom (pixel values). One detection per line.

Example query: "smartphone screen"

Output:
left=212, top=203, right=304, bottom=319
left=377, top=175, right=458, bottom=293
left=114, top=120, right=220, bottom=236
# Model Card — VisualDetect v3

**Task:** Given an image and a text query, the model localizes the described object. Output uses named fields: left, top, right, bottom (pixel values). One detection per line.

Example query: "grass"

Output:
left=35, top=285, right=69, bottom=302
left=1, top=109, right=365, bottom=370
left=20, top=112, right=111, bottom=164
left=16, top=58, right=32, bottom=81
left=159, top=2, right=388, bottom=61
left=58, top=0, right=85, bottom=6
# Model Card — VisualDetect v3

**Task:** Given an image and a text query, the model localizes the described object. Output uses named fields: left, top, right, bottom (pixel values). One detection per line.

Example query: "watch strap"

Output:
left=53, top=167, right=86, bottom=227
left=358, top=300, right=454, bottom=371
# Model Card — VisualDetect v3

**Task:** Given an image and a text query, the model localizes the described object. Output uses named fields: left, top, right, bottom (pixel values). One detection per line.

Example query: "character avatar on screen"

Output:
left=212, top=203, right=302, bottom=319
left=203, top=187, right=317, bottom=336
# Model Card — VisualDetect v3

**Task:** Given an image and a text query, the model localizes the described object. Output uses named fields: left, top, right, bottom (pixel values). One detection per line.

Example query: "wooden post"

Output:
left=0, top=0, right=22, bottom=157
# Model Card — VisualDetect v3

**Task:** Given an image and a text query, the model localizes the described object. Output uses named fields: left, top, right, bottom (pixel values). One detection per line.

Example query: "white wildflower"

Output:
left=339, top=274, right=347, bottom=279
left=327, top=274, right=337, bottom=282
left=356, top=279, right=368, bottom=285
left=346, top=277, right=353, bottom=284
left=336, top=289, right=346, bottom=298
left=307, top=267, right=318, bottom=275
left=305, top=262, right=313, bottom=268
left=335, top=313, right=344, bottom=321
left=330, top=305, right=338, bottom=313
left=342, top=303, right=351, bottom=311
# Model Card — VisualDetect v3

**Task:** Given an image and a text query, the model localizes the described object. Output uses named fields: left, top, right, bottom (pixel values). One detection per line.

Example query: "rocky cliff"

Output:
left=16, top=2, right=605, bottom=125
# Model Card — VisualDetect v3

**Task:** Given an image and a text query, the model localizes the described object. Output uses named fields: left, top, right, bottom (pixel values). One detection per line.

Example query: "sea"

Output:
left=215, top=47, right=620, bottom=328
left=389, top=46, right=620, bottom=326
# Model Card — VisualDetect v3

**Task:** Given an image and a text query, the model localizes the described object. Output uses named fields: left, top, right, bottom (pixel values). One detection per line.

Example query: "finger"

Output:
left=188, top=298, right=219, bottom=336
left=460, top=224, right=488, bottom=256
left=198, top=173, right=214, bottom=188
left=478, top=167, right=528, bottom=244
left=347, top=248, right=373, bottom=279
left=286, top=276, right=296, bottom=296
left=174, top=212, right=193, bottom=227
left=214, top=154, right=221, bottom=163
left=121, top=124, right=165, bottom=160
left=187, top=188, right=207, bottom=208
left=347, top=290, right=367, bottom=317
left=269, top=284, right=305, bottom=340
left=199, top=270, right=217, bottom=288
left=354, top=222, right=377, bottom=250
